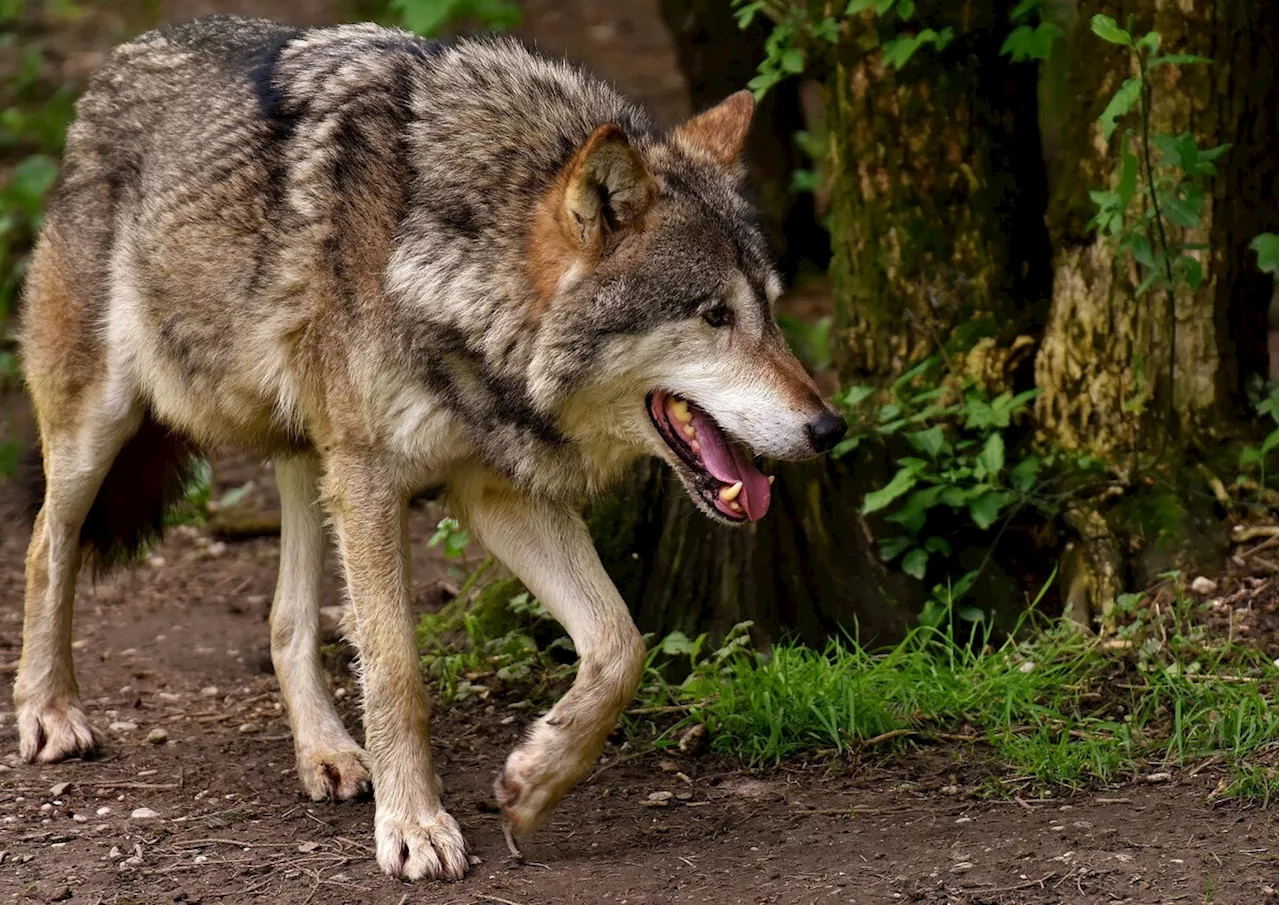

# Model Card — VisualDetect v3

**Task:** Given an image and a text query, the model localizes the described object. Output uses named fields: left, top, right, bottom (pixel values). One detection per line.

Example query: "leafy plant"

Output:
left=1238, top=387, right=1279, bottom=492
left=731, top=0, right=953, bottom=100
left=1086, top=18, right=1224, bottom=420
left=388, top=0, right=519, bottom=35
left=1249, top=232, right=1278, bottom=276
left=999, top=0, right=1061, bottom=63
left=833, top=356, right=1047, bottom=588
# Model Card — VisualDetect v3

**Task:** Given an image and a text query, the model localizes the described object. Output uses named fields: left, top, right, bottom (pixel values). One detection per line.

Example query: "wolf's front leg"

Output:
left=454, top=478, right=647, bottom=837
left=322, top=456, right=467, bottom=881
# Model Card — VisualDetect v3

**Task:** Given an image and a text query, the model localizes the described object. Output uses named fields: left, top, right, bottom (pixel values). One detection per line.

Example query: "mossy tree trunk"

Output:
left=1032, top=0, right=1277, bottom=467
left=827, top=1, right=1051, bottom=381
left=590, top=1, right=1050, bottom=647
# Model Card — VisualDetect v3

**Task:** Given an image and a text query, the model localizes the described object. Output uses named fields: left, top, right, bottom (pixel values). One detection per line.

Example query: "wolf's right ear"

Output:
left=561, top=124, right=656, bottom=252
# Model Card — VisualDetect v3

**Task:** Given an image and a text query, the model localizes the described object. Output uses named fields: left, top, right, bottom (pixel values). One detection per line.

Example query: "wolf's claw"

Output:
left=18, top=699, right=100, bottom=764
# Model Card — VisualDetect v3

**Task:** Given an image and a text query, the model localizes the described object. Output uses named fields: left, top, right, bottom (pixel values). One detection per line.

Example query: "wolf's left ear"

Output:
left=673, top=90, right=755, bottom=166
left=562, top=123, right=656, bottom=252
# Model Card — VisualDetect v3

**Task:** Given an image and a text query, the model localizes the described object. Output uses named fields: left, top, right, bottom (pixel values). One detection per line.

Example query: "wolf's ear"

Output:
left=673, top=90, right=755, bottom=166
left=561, top=123, right=656, bottom=251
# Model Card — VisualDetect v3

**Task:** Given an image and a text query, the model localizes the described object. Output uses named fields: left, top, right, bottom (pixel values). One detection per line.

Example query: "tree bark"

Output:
left=827, top=2, right=1051, bottom=381
left=1033, top=0, right=1277, bottom=466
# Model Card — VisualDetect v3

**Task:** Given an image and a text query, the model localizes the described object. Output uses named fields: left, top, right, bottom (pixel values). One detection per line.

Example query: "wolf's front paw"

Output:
left=495, top=721, right=599, bottom=837
left=17, top=699, right=101, bottom=764
left=375, top=808, right=468, bottom=880
left=297, top=745, right=372, bottom=802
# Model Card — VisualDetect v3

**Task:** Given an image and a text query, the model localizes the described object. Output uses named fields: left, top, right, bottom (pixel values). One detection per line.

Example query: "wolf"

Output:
left=13, top=16, right=847, bottom=881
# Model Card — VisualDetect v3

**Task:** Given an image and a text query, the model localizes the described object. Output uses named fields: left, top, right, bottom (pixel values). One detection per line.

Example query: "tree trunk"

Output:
left=1033, top=0, right=1277, bottom=466
left=590, top=2, right=1051, bottom=647
left=827, top=2, right=1051, bottom=381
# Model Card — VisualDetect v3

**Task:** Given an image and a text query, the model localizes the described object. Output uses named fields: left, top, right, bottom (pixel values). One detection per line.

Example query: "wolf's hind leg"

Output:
left=271, top=456, right=371, bottom=802
left=15, top=401, right=143, bottom=763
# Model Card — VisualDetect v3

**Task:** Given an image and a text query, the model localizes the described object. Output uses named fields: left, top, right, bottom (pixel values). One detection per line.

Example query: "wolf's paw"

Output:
left=18, top=699, right=100, bottom=764
left=495, top=724, right=597, bottom=837
left=374, top=808, right=468, bottom=880
left=298, top=745, right=372, bottom=802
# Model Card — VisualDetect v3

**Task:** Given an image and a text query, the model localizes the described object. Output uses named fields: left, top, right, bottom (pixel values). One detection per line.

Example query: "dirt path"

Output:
left=0, top=461, right=1276, bottom=905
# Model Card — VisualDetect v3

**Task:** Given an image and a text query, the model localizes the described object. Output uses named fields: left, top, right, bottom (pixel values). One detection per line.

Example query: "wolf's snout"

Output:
left=805, top=410, right=847, bottom=453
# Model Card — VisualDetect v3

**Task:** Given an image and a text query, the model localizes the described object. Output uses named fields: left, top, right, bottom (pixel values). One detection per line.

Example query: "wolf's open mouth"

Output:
left=646, top=390, right=772, bottom=522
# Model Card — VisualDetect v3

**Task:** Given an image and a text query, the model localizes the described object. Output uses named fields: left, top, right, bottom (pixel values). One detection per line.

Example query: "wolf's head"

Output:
left=527, top=92, right=845, bottom=524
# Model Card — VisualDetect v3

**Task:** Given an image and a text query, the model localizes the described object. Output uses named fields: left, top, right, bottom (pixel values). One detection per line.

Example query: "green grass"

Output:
left=635, top=591, right=1277, bottom=799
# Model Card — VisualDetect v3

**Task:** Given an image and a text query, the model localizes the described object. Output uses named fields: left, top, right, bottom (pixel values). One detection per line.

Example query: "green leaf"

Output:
left=659, top=632, right=696, bottom=656
left=1098, top=78, right=1141, bottom=141
left=968, top=490, right=1013, bottom=530
left=1009, top=0, right=1041, bottom=21
left=906, top=425, right=948, bottom=459
left=1249, top=233, right=1279, bottom=275
left=831, top=436, right=861, bottom=459
left=862, top=466, right=919, bottom=515
left=895, top=0, right=915, bottom=20
left=977, top=433, right=1005, bottom=476
left=780, top=47, right=806, bottom=74
left=923, top=536, right=951, bottom=555
left=1162, top=192, right=1200, bottom=228
left=734, top=1, right=765, bottom=29
left=879, top=535, right=914, bottom=561
left=1147, top=53, right=1211, bottom=70
left=887, top=485, right=943, bottom=535
left=1001, top=21, right=1062, bottom=62
left=1090, top=14, right=1131, bottom=46
left=1009, top=455, right=1041, bottom=492
left=1130, top=233, right=1156, bottom=268
left=902, top=547, right=929, bottom=580
left=956, top=605, right=986, bottom=623
left=840, top=385, right=877, bottom=409
left=1134, top=30, right=1160, bottom=54
left=813, top=16, right=841, bottom=43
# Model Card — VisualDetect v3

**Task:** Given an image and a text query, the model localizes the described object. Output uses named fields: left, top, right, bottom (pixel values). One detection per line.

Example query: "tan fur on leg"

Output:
left=270, top=456, right=371, bottom=802
left=452, top=471, right=646, bottom=837
left=16, top=402, right=143, bottom=763
left=321, top=454, right=468, bottom=881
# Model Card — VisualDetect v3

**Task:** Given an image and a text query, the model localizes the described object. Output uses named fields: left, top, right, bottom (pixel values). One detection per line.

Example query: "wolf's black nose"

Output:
left=806, top=410, right=848, bottom=453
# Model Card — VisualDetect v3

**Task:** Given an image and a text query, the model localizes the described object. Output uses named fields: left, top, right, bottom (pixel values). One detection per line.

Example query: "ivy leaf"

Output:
left=1090, top=14, right=1131, bottom=46
left=1147, top=53, right=1212, bottom=70
left=879, top=535, right=915, bottom=561
left=902, top=547, right=930, bottom=579
left=1249, top=233, right=1278, bottom=275
left=1099, top=78, right=1141, bottom=141
left=968, top=490, right=1013, bottom=530
left=862, top=467, right=919, bottom=515
left=977, top=433, right=1005, bottom=476
left=906, top=425, right=949, bottom=459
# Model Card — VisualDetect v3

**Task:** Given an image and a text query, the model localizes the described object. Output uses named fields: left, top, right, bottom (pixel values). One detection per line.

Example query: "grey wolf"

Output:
left=13, top=16, right=846, bottom=881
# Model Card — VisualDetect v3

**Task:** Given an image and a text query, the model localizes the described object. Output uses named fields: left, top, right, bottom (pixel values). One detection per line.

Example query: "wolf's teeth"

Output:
left=767, top=475, right=775, bottom=485
left=728, top=501, right=742, bottom=513
left=682, top=424, right=697, bottom=440
left=668, top=399, right=693, bottom=424
left=720, top=481, right=743, bottom=502
left=690, top=440, right=701, bottom=454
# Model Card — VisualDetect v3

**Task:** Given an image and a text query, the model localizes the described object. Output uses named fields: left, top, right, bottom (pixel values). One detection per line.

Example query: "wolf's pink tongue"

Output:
left=688, top=407, right=771, bottom=521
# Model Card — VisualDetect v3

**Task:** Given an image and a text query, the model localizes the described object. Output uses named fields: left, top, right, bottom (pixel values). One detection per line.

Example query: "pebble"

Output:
left=146, top=728, right=169, bottom=745
left=157, top=692, right=183, bottom=703
left=1190, top=576, right=1217, bottom=595
left=108, top=847, right=123, bottom=861
left=951, top=862, right=975, bottom=872
left=72, top=814, right=88, bottom=824
left=48, top=782, right=71, bottom=797
left=130, top=807, right=159, bottom=820
left=200, top=686, right=220, bottom=697
left=955, top=816, right=973, bottom=824
left=647, top=790, right=674, bottom=802
left=238, top=723, right=258, bottom=734
left=297, top=841, right=320, bottom=853
left=96, top=806, right=111, bottom=816
left=109, top=721, right=138, bottom=732
left=49, top=886, right=73, bottom=902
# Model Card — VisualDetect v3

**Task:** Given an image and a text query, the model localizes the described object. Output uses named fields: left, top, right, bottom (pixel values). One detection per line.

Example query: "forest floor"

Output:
left=0, top=422, right=1277, bottom=905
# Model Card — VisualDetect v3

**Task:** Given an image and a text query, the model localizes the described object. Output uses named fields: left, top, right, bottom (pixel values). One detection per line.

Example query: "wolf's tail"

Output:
left=23, top=411, right=201, bottom=574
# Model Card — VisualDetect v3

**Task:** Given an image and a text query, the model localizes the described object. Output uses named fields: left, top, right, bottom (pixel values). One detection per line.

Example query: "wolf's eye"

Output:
left=702, top=303, right=733, bottom=328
